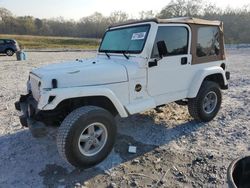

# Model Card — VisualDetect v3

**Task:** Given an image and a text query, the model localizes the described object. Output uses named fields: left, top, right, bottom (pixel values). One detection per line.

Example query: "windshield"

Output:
left=99, top=24, right=150, bottom=54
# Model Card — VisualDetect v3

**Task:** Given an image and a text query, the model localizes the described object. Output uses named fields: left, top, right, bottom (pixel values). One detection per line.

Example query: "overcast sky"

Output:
left=0, top=0, right=249, bottom=20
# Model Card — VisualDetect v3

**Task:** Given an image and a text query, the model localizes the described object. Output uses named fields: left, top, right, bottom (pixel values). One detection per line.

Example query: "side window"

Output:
left=0, top=40, right=5, bottom=45
left=151, top=26, right=188, bottom=58
left=197, top=26, right=220, bottom=57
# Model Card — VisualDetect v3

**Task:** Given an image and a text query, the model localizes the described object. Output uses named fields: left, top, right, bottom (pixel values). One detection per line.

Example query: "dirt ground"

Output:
left=0, top=49, right=249, bottom=188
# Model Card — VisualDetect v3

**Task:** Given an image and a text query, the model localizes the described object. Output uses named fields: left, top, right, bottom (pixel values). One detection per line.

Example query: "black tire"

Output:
left=57, top=106, right=116, bottom=168
left=5, top=49, right=14, bottom=56
left=188, top=81, right=221, bottom=122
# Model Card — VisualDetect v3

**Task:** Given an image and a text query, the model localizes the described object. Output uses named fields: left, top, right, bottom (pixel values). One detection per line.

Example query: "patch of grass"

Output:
left=0, top=34, right=100, bottom=49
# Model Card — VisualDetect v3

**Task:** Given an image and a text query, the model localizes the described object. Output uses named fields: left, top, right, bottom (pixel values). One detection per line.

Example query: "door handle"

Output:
left=181, top=57, right=188, bottom=65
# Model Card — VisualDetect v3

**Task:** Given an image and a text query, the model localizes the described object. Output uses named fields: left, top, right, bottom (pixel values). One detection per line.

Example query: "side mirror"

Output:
left=157, top=41, right=168, bottom=58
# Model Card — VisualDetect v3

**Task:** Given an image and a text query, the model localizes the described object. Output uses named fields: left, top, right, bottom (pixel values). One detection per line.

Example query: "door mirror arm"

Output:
left=157, top=41, right=168, bottom=58
left=148, top=41, right=168, bottom=67
left=155, top=57, right=162, bottom=62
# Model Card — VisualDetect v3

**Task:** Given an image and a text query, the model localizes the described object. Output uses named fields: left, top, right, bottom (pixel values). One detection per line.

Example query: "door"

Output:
left=147, top=25, right=192, bottom=98
left=0, top=40, right=5, bottom=53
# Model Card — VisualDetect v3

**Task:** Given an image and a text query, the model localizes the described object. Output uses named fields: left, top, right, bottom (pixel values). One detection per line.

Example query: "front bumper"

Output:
left=15, top=94, right=38, bottom=119
left=15, top=94, right=47, bottom=137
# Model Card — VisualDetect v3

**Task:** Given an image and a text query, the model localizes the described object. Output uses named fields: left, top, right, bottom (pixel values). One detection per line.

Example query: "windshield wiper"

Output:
left=105, top=52, right=110, bottom=59
left=122, top=51, right=129, bottom=60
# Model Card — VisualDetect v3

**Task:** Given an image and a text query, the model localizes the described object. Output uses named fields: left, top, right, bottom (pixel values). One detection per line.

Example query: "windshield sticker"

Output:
left=131, top=32, right=146, bottom=40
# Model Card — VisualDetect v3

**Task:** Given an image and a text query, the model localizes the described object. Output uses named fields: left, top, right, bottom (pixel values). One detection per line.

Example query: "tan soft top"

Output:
left=111, top=17, right=222, bottom=28
left=157, top=17, right=221, bottom=26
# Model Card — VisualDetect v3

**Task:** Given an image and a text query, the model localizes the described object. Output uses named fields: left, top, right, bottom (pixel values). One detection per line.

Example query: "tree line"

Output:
left=0, top=0, right=250, bottom=43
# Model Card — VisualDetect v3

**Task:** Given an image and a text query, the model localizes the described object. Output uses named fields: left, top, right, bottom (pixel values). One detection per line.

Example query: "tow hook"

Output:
left=226, top=71, right=230, bottom=80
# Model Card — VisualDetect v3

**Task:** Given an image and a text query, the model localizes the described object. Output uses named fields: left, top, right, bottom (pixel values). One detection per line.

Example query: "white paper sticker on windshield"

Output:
left=131, top=32, right=146, bottom=40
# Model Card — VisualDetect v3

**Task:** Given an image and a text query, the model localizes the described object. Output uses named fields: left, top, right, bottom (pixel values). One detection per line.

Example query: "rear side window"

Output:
left=151, top=26, right=188, bottom=58
left=197, top=26, right=220, bottom=57
left=0, top=40, right=5, bottom=44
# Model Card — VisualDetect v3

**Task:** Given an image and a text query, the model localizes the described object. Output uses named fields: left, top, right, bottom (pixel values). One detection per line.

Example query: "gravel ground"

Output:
left=0, top=49, right=249, bottom=188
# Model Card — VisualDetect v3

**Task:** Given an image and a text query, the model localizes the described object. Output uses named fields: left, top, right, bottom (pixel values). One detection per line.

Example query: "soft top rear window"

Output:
left=196, top=26, right=220, bottom=57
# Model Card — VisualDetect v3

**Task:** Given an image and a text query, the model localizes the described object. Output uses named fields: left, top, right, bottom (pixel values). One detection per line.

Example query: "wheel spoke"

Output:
left=88, top=126, right=95, bottom=134
left=204, top=102, right=209, bottom=108
left=93, top=138, right=101, bottom=147
left=79, top=134, right=89, bottom=142
left=84, top=141, right=92, bottom=151
left=95, top=129, right=104, bottom=138
left=204, top=97, right=208, bottom=104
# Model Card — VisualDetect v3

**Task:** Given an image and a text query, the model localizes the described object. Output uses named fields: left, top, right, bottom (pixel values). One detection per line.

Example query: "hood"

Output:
left=31, top=57, right=128, bottom=88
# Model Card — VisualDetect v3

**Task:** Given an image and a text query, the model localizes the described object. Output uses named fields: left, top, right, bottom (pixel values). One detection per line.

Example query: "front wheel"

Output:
left=57, top=106, right=117, bottom=168
left=188, top=81, right=222, bottom=122
left=5, top=49, right=14, bottom=56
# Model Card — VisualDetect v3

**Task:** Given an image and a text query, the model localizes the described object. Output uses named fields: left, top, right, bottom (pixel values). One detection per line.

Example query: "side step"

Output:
left=154, top=104, right=165, bottom=113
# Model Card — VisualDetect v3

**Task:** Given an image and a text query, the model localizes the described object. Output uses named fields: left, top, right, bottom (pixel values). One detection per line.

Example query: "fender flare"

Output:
left=187, top=67, right=227, bottom=98
left=37, top=86, right=128, bottom=117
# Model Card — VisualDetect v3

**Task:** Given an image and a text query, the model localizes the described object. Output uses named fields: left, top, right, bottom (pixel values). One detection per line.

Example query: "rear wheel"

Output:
left=5, top=49, right=14, bottom=56
left=188, top=81, right=221, bottom=122
left=57, top=106, right=116, bottom=168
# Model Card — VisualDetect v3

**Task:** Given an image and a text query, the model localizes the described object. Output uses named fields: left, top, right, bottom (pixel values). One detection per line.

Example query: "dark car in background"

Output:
left=0, top=39, right=20, bottom=56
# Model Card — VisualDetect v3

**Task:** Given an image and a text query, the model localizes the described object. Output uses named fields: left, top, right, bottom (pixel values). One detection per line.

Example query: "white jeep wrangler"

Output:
left=15, top=17, right=230, bottom=168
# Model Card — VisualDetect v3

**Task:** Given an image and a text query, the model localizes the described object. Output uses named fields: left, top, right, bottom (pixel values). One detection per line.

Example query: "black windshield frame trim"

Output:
left=98, top=24, right=151, bottom=54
